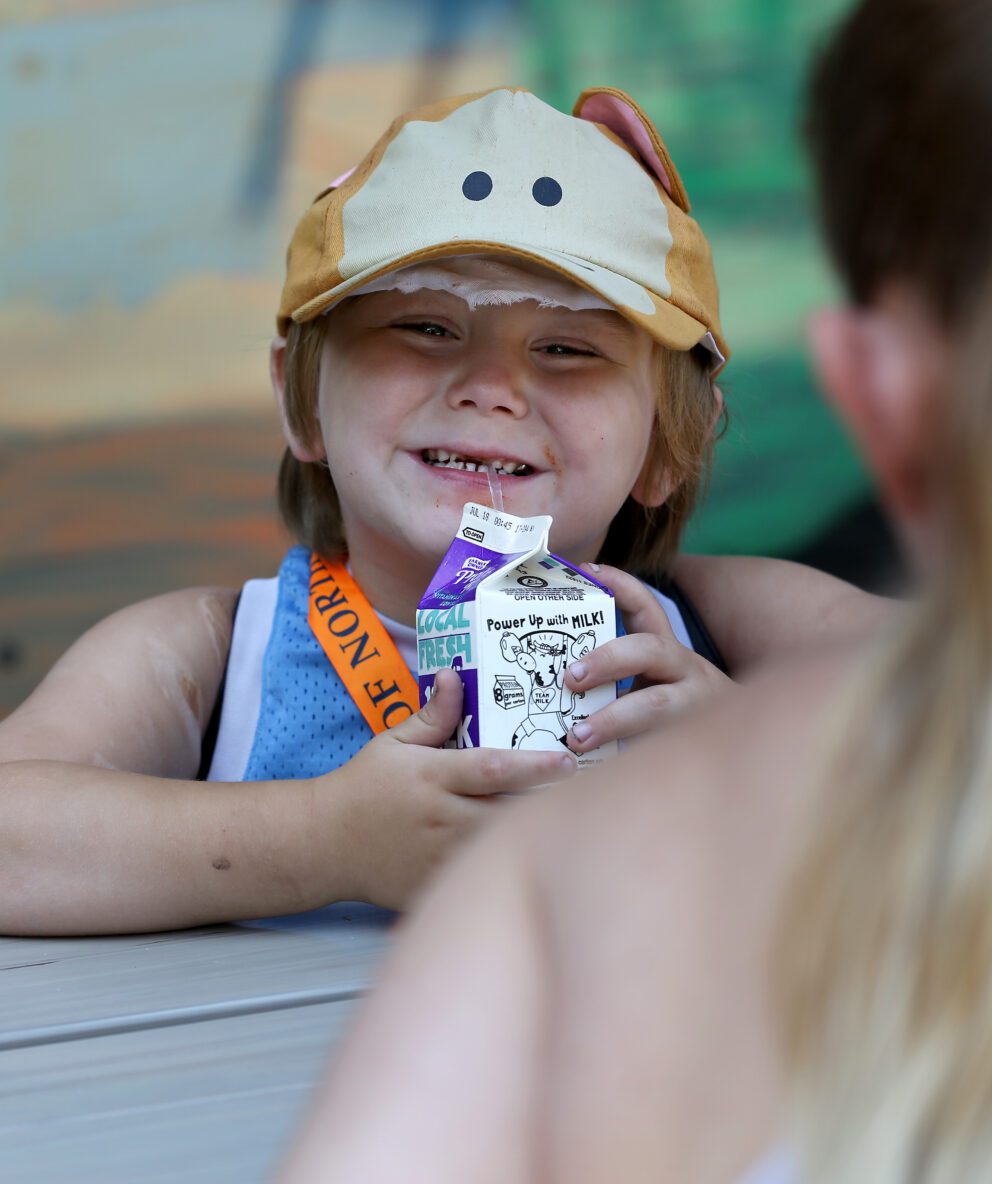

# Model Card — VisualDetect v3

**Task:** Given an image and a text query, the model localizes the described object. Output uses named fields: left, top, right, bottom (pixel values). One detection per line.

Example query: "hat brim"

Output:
left=290, top=240, right=713, bottom=361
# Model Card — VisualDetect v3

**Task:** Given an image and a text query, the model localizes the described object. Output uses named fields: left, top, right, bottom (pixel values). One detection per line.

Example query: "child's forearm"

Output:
left=0, top=759, right=338, bottom=936
left=673, top=554, right=896, bottom=676
left=0, top=671, right=576, bottom=935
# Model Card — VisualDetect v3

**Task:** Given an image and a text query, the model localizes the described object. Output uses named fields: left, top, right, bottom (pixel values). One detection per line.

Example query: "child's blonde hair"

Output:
left=775, top=1, right=992, bottom=1178
left=277, top=315, right=719, bottom=576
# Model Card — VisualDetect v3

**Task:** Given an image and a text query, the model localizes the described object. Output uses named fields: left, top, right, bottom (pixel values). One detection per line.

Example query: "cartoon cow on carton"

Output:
left=499, top=629, right=595, bottom=749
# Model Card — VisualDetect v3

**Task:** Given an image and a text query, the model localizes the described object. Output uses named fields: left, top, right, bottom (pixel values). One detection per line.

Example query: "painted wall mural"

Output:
left=2, top=0, right=886, bottom=715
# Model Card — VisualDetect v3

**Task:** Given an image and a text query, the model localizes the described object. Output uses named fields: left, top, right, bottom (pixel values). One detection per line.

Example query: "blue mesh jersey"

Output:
left=202, top=546, right=724, bottom=783
left=243, top=547, right=372, bottom=779
left=204, top=547, right=376, bottom=782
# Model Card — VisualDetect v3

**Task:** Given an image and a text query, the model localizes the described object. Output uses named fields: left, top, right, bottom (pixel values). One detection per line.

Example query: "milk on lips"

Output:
left=417, top=502, right=618, bottom=768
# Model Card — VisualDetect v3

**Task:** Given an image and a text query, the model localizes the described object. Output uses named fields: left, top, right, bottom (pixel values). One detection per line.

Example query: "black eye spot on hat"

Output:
left=462, top=171, right=493, bottom=201
left=532, top=177, right=562, bottom=207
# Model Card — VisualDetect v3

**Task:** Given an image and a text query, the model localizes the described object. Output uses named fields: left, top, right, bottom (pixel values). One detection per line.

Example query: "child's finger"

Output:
left=569, top=668, right=736, bottom=753
left=581, top=563, right=678, bottom=639
left=390, top=668, right=464, bottom=748
left=567, top=683, right=694, bottom=752
left=569, top=685, right=682, bottom=751
left=564, top=632, right=689, bottom=693
left=448, top=746, right=577, bottom=797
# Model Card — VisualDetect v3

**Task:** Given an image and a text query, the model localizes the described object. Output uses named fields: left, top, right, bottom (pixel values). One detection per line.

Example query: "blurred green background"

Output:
left=523, top=0, right=864, bottom=556
left=1, top=0, right=883, bottom=716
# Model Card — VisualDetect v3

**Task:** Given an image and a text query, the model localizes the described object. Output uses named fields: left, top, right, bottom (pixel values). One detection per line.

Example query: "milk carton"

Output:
left=417, top=502, right=618, bottom=768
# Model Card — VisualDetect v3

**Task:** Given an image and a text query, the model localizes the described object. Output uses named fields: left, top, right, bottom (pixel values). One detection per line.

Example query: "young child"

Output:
left=0, top=86, right=883, bottom=936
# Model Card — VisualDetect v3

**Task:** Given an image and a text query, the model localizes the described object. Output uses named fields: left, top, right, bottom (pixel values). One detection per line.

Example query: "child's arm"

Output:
left=562, top=557, right=893, bottom=754
left=672, top=553, right=895, bottom=675
left=0, top=597, right=572, bottom=936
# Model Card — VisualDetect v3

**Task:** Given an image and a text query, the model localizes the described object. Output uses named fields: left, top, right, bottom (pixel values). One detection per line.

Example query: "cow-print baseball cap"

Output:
left=277, top=86, right=728, bottom=371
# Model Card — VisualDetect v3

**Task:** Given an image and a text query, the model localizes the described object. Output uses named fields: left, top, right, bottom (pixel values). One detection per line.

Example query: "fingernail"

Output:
left=560, top=754, right=577, bottom=769
left=571, top=721, right=592, bottom=743
left=583, top=562, right=602, bottom=572
left=569, top=661, right=586, bottom=682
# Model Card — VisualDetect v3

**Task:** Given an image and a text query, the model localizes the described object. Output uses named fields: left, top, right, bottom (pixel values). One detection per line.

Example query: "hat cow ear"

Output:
left=309, top=165, right=358, bottom=206
left=573, top=87, right=692, bottom=213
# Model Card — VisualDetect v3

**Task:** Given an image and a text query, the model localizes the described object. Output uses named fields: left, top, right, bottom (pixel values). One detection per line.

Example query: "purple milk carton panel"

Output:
left=417, top=502, right=618, bottom=768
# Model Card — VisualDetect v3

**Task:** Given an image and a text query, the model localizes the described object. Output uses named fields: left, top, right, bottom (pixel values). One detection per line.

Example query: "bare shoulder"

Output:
left=531, top=645, right=854, bottom=911
left=0, top=586, right=238, bottom=777
left=672, top=552, right=896, bottom=674
left=512, top=650, right=857, bottom=1181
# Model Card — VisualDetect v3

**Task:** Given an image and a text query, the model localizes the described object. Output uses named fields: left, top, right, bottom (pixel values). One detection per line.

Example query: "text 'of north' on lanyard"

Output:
left=308, top=554, right=419, bottom=734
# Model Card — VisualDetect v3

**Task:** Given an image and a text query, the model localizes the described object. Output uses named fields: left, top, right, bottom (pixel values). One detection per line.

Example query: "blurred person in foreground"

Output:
left=277, top=0, right=992, bottom=1181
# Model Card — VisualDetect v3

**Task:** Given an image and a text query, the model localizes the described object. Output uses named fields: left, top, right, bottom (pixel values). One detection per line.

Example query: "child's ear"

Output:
left=630, top=460, right=678, bottom=509
left=808, top=301, right=940, bottom=522
left=270, top=336, right=326, bottom=463
left=630, top=383, right=723, bottom=508
left=709, top=383, right=725, bottom=437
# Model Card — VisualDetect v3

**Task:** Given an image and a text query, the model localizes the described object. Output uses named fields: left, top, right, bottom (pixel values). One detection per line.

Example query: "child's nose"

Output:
left=445, top=359, right=530, bottom=418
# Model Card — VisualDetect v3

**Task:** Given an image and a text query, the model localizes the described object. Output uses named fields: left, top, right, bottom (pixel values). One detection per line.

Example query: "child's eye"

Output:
left=395, top=321, right=453, bottom=338
left=539, top=342, right=599, bottom=358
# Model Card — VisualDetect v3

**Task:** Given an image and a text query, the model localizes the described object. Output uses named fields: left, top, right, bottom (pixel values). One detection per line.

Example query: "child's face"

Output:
left=313, top=287, right=663, bottom=571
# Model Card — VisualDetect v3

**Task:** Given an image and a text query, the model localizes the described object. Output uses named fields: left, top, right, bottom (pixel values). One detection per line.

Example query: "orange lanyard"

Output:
left=308, top=553, right=419, bottom=734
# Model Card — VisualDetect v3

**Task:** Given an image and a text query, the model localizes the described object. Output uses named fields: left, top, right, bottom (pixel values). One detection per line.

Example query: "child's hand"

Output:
left=563, top=564, right=735, bottom=754
left=325, top=669, right=576, bottom=911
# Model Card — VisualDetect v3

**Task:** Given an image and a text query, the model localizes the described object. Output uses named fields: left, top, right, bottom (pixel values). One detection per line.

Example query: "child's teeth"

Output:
left=423, top=450, right=529, bottom=475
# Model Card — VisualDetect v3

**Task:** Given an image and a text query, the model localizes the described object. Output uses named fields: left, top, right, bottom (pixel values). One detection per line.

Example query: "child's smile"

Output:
left=419, top=449, right=533, bottom=478
left=412, top=447, right=544, bottom=514
left=312, top=285, right=662, bottom=616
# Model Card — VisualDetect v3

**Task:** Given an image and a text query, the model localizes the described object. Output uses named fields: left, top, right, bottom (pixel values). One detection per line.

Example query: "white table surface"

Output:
left=0, top=905, right=396, bottom=1183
